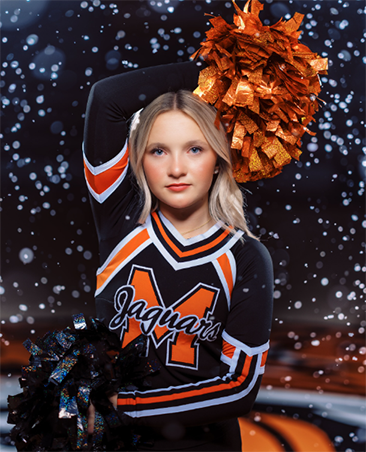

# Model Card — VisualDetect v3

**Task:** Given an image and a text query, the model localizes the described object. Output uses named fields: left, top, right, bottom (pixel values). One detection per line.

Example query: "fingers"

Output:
left=87, top=395, right=117, bottom=435
left=87, top=402, right=96, bottom=435
left=109, top=393, right=118, bottom=409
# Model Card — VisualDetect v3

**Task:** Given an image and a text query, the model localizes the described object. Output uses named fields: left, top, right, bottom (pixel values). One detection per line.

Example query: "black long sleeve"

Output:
left=84, top=61, right=202, bottom=167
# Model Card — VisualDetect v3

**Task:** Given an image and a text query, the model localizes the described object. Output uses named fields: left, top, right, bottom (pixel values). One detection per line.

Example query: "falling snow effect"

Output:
left=0, top=1, right=365, bottom=450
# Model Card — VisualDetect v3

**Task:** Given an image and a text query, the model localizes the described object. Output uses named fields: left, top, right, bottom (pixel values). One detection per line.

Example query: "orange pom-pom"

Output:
left=191, top=0, right=328, bottom=182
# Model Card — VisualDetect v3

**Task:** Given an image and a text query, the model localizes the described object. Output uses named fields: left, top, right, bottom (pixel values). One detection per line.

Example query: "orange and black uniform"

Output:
left=83, top=62, right=273, bottom=451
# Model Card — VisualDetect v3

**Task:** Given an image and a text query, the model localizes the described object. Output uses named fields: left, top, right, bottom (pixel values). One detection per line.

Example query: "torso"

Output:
left=95, top=210, right=245, bottom=388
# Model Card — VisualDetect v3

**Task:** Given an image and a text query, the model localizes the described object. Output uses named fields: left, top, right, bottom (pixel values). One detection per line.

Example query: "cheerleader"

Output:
left=83, top=60, right=273, bottom=451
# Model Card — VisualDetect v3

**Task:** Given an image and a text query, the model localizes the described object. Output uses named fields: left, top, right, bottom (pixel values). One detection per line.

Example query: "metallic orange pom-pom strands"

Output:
left=191, top=0, right=328, bottom=183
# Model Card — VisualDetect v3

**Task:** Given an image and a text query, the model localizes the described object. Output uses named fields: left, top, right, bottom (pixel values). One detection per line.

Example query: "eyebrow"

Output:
left=146, top=140, right=209, bottom=149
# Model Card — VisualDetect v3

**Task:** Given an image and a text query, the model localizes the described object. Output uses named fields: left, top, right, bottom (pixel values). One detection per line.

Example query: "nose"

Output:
left=168, top=152, right=187, bottom=178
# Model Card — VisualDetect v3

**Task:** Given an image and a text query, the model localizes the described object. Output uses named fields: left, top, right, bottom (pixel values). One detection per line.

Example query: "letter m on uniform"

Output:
left=121, top=265, right=219, bottom=370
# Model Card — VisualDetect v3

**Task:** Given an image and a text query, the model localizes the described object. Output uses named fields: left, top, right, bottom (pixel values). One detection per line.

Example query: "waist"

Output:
left=134, top=418, right=240, bottom=451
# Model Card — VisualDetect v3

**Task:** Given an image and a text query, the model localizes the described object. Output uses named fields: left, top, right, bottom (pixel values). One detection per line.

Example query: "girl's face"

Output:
left=143, top=110, right=218, bottom=219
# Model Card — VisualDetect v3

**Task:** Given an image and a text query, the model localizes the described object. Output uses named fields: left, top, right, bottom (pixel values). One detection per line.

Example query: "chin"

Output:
left=161, top=200, right=195, bottom=211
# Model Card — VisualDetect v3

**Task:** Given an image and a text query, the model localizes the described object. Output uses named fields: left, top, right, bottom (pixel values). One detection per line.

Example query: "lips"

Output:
left=166, top=184, right=190, bottom=192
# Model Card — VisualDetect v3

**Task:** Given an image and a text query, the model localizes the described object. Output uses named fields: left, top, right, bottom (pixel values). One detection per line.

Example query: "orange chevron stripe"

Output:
left=217, top=253, right=233, bottom=295
left=261, top=350, right=268, bottom=367
left=118, top=355, right=253, bottom=406
left=84, top=151, right=128, bottom=195
left=96, top=229, right=149, bottom=291
left=222, top=339, right=236, bottom=359
left=152, top=212, right=230, bottom=258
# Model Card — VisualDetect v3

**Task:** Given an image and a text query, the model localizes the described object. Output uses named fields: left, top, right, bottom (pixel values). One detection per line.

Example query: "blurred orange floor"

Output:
left=2, top=321, right=364, bottom=395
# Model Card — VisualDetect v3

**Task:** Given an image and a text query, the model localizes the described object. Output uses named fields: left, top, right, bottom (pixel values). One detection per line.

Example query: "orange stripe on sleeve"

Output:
left=242, top=352, right=252, bottom=377
left=118, top=356, right=253, bottom=407
left=84, top=151, right=128, bottom=195
left=261, top=350, right=268, bottom=367
left=96, top=229, right=149, bottom=291
left=152, top=212, right=230, bottom=258
left=222, top=339, right=236, bottom=359
left=217, top=253, right=233, bottom=295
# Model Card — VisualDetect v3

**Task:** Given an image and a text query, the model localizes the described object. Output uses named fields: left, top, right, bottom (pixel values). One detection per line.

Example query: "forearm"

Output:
left=116, top=335, right=268, bottom=428
left=83, top=61, right=202, bottom=166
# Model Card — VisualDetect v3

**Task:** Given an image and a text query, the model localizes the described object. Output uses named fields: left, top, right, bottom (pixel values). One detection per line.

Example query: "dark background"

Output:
left=1, top=0, right=365, bottom=385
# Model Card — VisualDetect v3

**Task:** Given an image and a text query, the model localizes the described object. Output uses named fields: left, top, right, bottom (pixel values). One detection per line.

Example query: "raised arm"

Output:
left=83, top=62, right=202, bottom=166
left=82, top=62, right=202, bottom=242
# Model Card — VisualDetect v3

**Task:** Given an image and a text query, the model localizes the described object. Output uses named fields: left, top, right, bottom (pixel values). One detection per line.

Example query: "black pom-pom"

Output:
left=7, top=314, right=159, bottom=451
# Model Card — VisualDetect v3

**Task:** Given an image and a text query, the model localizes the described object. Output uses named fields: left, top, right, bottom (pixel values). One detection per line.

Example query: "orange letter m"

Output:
left=120, top=265, right=220, bottom=369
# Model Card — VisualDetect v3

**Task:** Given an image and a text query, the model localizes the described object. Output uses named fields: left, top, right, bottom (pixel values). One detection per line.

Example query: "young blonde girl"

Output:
left=83, top=61, right=273, bottom=451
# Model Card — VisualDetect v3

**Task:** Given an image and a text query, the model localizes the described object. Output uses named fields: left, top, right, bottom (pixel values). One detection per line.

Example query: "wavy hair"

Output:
left=129, top=90, right=256, bottom=238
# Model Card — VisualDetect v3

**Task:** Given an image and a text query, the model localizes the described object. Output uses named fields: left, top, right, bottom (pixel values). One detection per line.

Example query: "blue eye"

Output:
left=190, top=147, right=202, bottom=154
left=152, top=148, right=164, bottom=156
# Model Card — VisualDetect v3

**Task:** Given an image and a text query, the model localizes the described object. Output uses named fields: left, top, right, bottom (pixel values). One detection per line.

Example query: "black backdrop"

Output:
left=1, top=1, right=364, bottom=347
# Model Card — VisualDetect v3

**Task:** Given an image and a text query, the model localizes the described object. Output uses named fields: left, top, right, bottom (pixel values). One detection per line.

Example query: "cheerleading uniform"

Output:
left=83, top=62, right=273, bottom=451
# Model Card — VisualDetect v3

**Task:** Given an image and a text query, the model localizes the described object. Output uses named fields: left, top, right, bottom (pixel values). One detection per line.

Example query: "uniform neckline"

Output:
left=157, top=210, right=224, bottom=247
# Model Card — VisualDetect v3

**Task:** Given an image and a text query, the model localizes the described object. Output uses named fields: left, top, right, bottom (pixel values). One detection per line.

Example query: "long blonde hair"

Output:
left=129, top=90, right=256, bottom=238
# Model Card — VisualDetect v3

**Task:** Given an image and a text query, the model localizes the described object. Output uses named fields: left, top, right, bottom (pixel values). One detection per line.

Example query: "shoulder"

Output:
left=231, top=234, right=273, bottom=271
